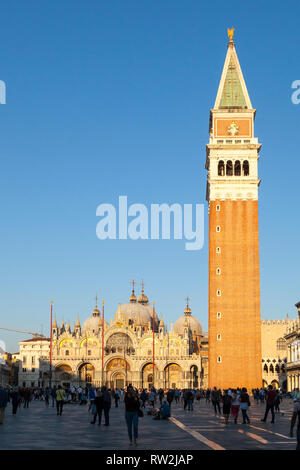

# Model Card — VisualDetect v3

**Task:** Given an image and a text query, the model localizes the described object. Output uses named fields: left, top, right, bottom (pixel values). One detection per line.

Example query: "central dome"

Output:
left=119, top=301, right=152, bottom=326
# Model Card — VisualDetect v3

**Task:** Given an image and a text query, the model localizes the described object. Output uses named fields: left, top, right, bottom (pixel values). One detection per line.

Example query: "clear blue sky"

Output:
left=0, top=1, right=299, bottom=352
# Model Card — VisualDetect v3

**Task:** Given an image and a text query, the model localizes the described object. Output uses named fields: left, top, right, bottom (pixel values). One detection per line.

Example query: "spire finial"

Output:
left=184, top=296, right=192, bottom=315
left=228, top=27, right=234, bottom=42
left=130, top=278, right=137, bottom=303
left=95, top=294, right=98, bottom=308
left=141, top=279, right=145, bottom=294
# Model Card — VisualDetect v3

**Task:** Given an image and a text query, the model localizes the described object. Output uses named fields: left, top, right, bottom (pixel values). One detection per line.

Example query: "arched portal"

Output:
left=141, top=363, right=158, bottom=390
left=164, top=363, right=182, bottom=389
left=78, top=363, right=95, bottom=386
left=106, top=358, right=130, bottom=389
left=55, top=364, right=73, bottom=387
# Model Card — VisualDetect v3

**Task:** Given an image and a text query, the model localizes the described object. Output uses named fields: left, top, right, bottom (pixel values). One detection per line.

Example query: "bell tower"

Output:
left=206, top=30, right=262, bottom=390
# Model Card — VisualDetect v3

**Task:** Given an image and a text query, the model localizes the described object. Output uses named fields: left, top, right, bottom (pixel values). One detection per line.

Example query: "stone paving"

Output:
left=0, top=397, right=297, bottom=450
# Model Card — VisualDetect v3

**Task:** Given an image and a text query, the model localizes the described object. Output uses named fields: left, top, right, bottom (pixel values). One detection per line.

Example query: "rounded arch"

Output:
left=140, top=362, right=159, bottom=390
left=54, top=363, right=73, bottom=384
left=80, top=337, right=100, bottom=348
left=263, top=364, right=268, bottom=373
left=226, top=160, right=233, bottom=176
left=234, top=160, right=241, bottom=176
left=105, top=357, right=131, bottom=371
left=78, top=362, right=95, bottom=384
left=271, top=380, right=279, bottom=389
left=218, top=160, right=225, bottom=176
left=243, top=160, right=249, bottom=176
left=164, top=363, right=183, bottom=389
left=59, top=338, right=75, bottom=348
left=55, top=363, right=73, bottom=373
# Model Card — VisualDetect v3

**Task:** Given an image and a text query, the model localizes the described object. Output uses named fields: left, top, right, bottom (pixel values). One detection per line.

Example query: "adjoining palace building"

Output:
left=284, top=302, right=300, bottom=392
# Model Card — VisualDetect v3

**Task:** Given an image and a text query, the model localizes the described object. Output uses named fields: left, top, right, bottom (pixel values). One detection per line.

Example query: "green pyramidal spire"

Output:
left=219, top=56, right=247, bottom=108
left=214, top=35, right=252, bottom=110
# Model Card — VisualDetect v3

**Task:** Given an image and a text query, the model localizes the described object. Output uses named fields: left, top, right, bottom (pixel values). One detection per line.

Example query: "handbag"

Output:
left=138, top=408, right=144, bottom=418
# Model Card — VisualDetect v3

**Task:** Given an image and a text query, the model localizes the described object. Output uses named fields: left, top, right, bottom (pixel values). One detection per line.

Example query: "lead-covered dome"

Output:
left=174, top=301, right=202, bottom=336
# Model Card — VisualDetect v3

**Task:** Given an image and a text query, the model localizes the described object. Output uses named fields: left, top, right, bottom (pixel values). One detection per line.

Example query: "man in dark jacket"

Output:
left=261, top=385, right=277, bottom=423
left=0, top=386, right=8, bottom=424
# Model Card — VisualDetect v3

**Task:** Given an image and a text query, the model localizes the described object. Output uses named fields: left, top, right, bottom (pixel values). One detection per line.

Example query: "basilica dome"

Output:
left=174, top=301, right=202, bottom=337
left=82, top=302, right=108, bottom=333
left=118, top=287, right=153, bottom=327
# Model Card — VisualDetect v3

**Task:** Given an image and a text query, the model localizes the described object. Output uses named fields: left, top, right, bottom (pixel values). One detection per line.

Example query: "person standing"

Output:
left=125, top=385, right=140, bottom=446
left=290, top=395, right=300, bottom=450
left=211, top=387, right=221, bottom=415
left=231, top=389, right=240, bottom=424
left=114, top=388, right=120, bottom=408
left=140, top=389, right=148, bottom=408
left=240, top=388, right=251, bottom=424
left=56, top=385, right=65, bottom=416
left=11, top=388, right=20, bottom=415
left=103, top=386, right=111, bottom=426
left=222, top=390, right=232, bottom=424
left=23, top=388, right=31, bottom=408
left=0, top=386, right=8, bottom=424
left=51, top=386, right=57, bottom=407
left=261, top=385, right=276, bottom=424
left=91, top=388, right=104, bottom=425
left=166, top=389, right=174, bottom=410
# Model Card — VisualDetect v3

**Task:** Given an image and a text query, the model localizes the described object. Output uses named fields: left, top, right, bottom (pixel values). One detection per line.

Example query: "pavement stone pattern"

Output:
left=0, top=397, right=297, bottom=450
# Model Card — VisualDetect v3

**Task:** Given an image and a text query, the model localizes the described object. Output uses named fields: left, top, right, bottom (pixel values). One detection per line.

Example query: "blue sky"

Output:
left=0, top=1, right=299, bottom=352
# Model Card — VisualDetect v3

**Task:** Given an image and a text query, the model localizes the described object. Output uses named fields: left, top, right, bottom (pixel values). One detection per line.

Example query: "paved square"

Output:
left=0, top=398, right=297, bottom=450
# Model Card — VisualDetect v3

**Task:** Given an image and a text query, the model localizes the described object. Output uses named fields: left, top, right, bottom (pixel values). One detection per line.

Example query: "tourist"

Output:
left=261, top=385, right=276, bottom=423
left=114, top=388, right=120, bottom=407
left=0, top=386, right=8, bottom=424
left=88, top=387, right=96, bottom=411
left=90, top=388, right=104, bottom=425
left=45, top=387, right=51, bottom=407
left=290, top=393, right=300, bottom=450
left=51, top=386, right=57, bottom=407
left=222, top=390, right=232, bottom=424
left=166, top=389, right=174, bottom=409
left=240, top=388, right=251, bottom=424
left=174, top=389, right=180, bottom=404
left=56, top=385, right=65, bottom=416
left=158, top=388, right=164, bottom=405
left=211, top=387, right=221, bottom=415
left=149, top=389, right=155, bottom=407
left=23, top=388, right=31, bottom=408
left=205, top=388, right=211, bottom=404
left=125, top=385, right=141, bottom=446
left=77, top=385, right=83, bottom=402
left=140, top=389, right=148, bottom=408
left=231, top=389, right=240, bottom=424
left=274, top=390, right=281, bottom=413
left=103, top=386, right=111, bottom=426
left=153, top=400, right=171, bottom=420
left=11, top=387, right=20, bottom=415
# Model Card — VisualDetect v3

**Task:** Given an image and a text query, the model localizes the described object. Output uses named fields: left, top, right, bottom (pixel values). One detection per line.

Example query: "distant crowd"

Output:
left=0, top=384, right=299, bottom=449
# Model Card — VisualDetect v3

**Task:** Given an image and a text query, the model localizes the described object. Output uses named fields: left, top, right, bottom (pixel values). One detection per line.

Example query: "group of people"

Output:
left=1, top=383, right=299, bottom=449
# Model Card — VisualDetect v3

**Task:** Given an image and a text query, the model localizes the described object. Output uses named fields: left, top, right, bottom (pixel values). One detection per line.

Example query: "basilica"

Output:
left=50, top=285, right=209, bottom=390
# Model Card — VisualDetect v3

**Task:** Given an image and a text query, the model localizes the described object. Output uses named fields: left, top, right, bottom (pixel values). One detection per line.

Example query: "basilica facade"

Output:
left=50, top=286, right=208, bottom=390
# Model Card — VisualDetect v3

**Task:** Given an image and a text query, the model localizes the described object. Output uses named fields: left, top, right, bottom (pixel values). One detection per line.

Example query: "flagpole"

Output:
left=49, top=300, right=53, bottom=388
left=153, top=301, right=155, bottom=388
left=102, top=300, right=104, bottom=386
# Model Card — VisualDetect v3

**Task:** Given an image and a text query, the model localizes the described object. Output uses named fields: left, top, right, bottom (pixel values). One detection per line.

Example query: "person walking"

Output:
left=231, top=389, right=240, bottom=424
left=240, top=388, right=251, bottom=424
left=211, top=387, right=221, bottom=415
left=222, top=390, right=232, bottom=424
left=261, top=385, right=276, bottom=423
left=56, top=385, right=65, bottom=416
left=0, top=386, right=8, bottom=424
left=125, top=385, right=141, bottom=446
left=274, top=390, right=281, bottom=413
left=103, top=386, right=111, bottom=426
